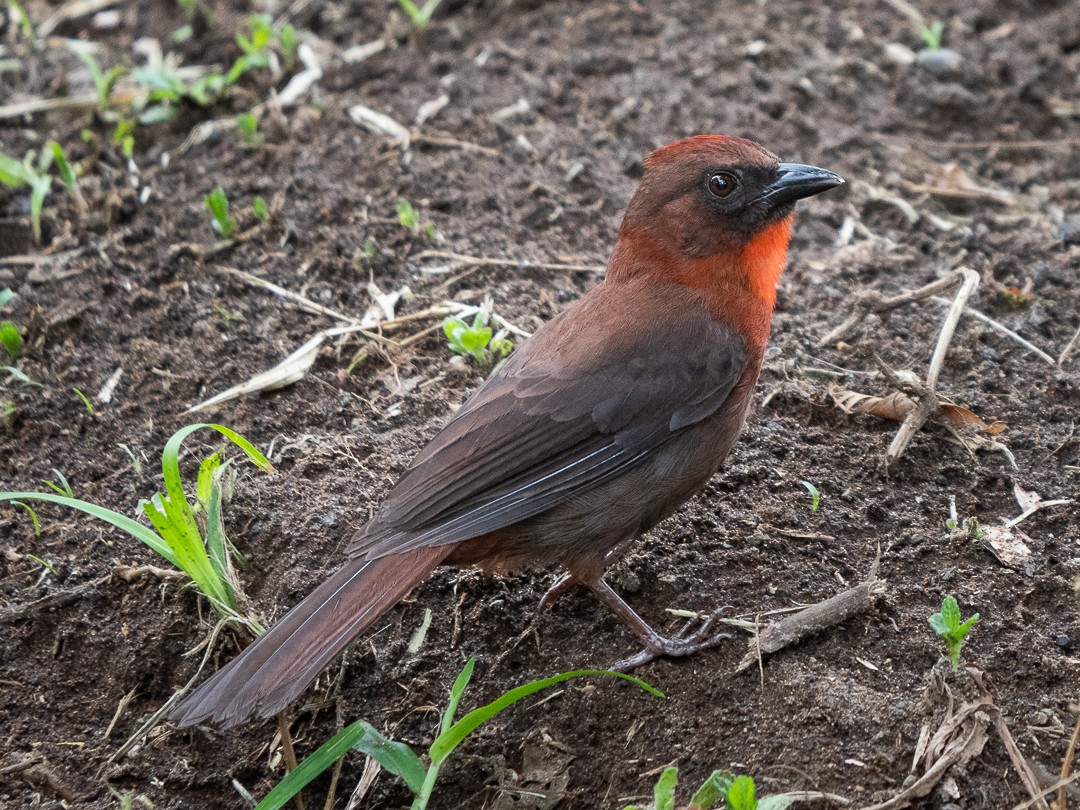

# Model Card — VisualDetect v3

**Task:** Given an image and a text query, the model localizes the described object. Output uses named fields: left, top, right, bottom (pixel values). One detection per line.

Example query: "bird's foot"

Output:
left=611, top=606, right=733, bottom=672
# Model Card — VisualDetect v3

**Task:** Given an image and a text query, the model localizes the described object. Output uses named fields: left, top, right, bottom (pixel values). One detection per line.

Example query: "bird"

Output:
left=173, top=135, right=843, bottom=728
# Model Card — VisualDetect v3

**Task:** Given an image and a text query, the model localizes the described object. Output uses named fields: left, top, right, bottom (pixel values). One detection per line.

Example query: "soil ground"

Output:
left=2, top=0, right=1079, bottom=808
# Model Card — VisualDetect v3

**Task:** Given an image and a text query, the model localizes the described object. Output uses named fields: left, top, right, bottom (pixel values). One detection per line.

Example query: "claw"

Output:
left=612, top=605, right=733, bottom=671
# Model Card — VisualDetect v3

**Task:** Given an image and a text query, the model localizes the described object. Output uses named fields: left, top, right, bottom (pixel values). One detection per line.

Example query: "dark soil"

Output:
left=2, top=0, right=1079, bottom=808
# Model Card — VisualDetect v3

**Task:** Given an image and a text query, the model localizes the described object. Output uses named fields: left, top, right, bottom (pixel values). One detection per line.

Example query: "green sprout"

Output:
left=278, top=23, right=298, bottom=70
left=0, top=424, right=273, bottom=628
left=252, top=196, right=269, bottom=223
left=257, top=659, right=661, bottom=810
left=214, top=305, right=244, bottom=327
left=76, top=50, right=126, bottom=110
left=43, top=469, right=74, bottom=497
left=397, top=198, right=420, bottom=230
left=929, top=595, right=979, bottom=671
left=918, top=20, right=945, bottom=50
left=7, top=0, right=35, bottom=40
left=11, top=501, right=41, bottom=536
left=48, top=142, right=87, bottom=211
left=236, top=112, right=261, bottom=146
left=363, top=239, right=377, bottom=259
left=0, top=150, right=52, bottom=243
left=1, top=287, right=21, bottom=361
left=112, top=118, right=136, bottom=158
left=444, top=313, right=491, bottom=362
left=204, top=186, right=237, bottom=238
left=624, top=770, right=792, bottom=810
left=397, top=0, right=444, bottom=28
left=236, top=14, right=274, bottom=67
left=945, top=514, right=984, bottom=540
left=800, top=480, right=821, bottom=512
left=72, top=387, right=95, bottom=416
left=443, top=313, right=514, bottom=372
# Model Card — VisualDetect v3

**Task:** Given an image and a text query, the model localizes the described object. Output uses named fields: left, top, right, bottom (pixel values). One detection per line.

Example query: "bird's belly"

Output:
left=455, top=395, right=752, bottom=574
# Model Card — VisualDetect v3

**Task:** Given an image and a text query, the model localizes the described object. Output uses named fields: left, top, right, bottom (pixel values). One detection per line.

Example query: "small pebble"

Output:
left=916, top=47, right=963, bottom=74
left=1055, top=634, right=1071, bottom=650
left=883, top=42, right=916, bottom=65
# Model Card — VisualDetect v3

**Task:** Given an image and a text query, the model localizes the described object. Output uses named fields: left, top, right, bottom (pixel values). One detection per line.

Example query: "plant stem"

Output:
left=412, top=763, right=441, bottom=810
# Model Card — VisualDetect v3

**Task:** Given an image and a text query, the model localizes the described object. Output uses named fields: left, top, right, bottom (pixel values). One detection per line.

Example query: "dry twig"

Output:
left=735, top=577, right=886, bottom=672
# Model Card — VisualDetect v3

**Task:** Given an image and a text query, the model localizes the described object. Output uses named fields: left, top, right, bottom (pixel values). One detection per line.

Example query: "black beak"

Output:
left=761, top=163, right=844, bottom=208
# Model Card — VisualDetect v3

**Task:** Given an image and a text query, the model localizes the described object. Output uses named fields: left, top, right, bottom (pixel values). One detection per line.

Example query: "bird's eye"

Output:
left=707, top=172, right=737, bottom=198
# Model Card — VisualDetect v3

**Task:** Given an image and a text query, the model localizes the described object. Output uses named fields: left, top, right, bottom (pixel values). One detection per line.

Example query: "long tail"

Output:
left=172, top=546, right=451, bottom=728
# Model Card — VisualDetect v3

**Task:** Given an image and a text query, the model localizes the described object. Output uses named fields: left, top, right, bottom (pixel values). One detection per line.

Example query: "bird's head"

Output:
left=612, top=135, right=843, bottom=306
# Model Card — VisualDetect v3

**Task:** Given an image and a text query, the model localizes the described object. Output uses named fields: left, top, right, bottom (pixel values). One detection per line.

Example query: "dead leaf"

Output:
left=980, top=525, right=1032, bottom=568
left=829, top=385, right=1006, bottom=435
left=1012, top=483, right=1041, bottom=513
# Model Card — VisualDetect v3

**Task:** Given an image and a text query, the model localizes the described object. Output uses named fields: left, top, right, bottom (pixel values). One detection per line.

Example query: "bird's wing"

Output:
left=349, top=282, right=747, bottom=560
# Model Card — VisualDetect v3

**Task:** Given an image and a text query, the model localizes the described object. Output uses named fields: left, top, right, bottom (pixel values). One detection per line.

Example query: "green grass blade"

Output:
left=429, top=669, right=662, bottom=765
left=196, top=452, right=222, bottom=506
left=0, top=152, right=31, bottom=187
left=204, top=472, right=231, bottom=589
left=255, top=719, right=425, bottom=810
left=0, top=492, right=178, bottom=566
left=440, top=658, right=475, bottom=735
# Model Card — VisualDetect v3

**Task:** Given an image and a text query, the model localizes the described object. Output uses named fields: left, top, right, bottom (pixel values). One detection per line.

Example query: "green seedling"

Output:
left=215, top=305, right=244, bottom=327
left=236, top=14, right=274, bottom=67
left=918, top=20, right=945, bottom=50
left=397, top=198, right=420, bottom=230
left=800, top=480, right=821, bottom=512
left=945, top=515, right=984, bottom=540
left=4, top=365, right=41, bottom=386
left=624, top=769, right=792, bottom=810
left=236, top=112, right=261, bottom=146
left=76, top=50, right=126, bottom=110
left=26, top=553, right=57, bottom=575
left=397, top=0, right=444, bottom=28
left=0, top=424, right=273, bottom=627
left=118, top=443, right=142, bottom=475
left=0, top=149, right=52, bottom=243
left=444, top=313, right=491, bottom=362
left=363, top=240, right=377, bottom=259
left=929, top=595, right=979, bottom=671
left=43, top=469, right=74, bottom=497
left=112, top=118, right=136, bottom=158
left=48, top=142, right=87, bottom=211
left=72, top=387, right=94, bottom=415
left=7, top=0, right=35, bottom=40
left=252, top=196, right=269, bottom=223
left=0, top=321, right=20, bottom=362
left=278, top=23, right=298, bottom=70
left=443, top=312, right=513, bottom=373
left=11, top=501, right=41, bottom=536
left=257, top=659, right=661, bottom=810
left=205, top=187, right=237, bottom=238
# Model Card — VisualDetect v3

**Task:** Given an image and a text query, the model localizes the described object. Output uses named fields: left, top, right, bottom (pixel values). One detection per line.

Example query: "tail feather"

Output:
left=172, top=546, right=451, bottom=728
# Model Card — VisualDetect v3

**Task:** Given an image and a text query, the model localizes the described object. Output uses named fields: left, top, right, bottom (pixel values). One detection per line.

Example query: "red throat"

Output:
left=739, top=215, right=792, bottom=309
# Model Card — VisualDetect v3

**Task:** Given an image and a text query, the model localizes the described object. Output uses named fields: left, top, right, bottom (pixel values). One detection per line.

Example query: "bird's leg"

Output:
left=585, top=577, right=732, bottom=672
left=540, top=540, right=637, bottom=611
left=538, top=573, right=576, bottom=611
